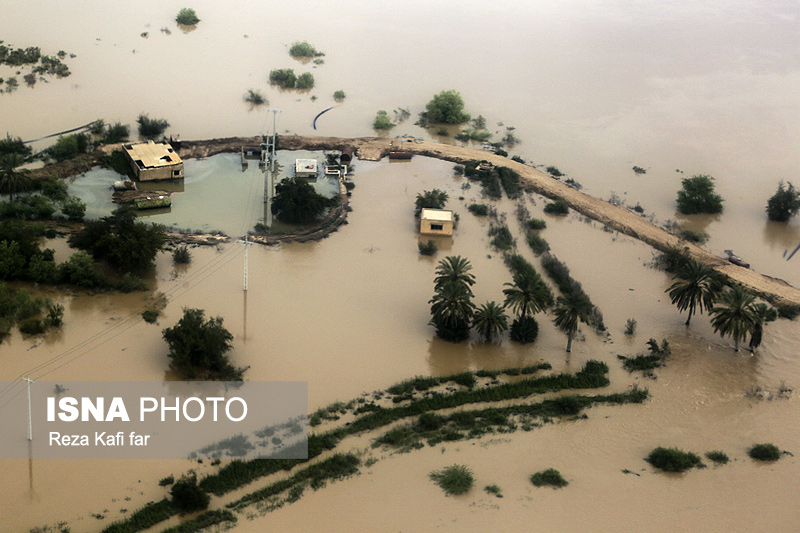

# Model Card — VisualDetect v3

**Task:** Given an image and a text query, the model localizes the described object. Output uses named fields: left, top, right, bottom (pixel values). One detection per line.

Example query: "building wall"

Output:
left=133, top=162, right=185, bottom=181
left=420, top=219, right=453, bottom=236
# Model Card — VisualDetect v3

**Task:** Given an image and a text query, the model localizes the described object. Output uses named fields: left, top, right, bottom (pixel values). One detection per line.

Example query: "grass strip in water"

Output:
left=159, top=510, right=237, bottom=533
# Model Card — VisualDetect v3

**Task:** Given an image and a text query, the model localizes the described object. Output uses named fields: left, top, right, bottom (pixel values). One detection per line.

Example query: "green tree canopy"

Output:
left=162, top=308, right=243, bottom=380
left=68, top=205, right=167, bottom=273
left=472, top=301, right=508, bottom=342
left=666, top=259, right=720, bottom=325
left=424, top=90, right=471, bottom=124
left=766, top=181, right=800, bottom=222
left=553, top=291, right=593, bottom=352
left=0, top=153, right=31, bottom=202
left=433, top=255, right=475, bottom=294
left=709, top=285, right=756, bottom=352
left=676, top=174, right=724, bottom=214
left=271, top=177, right=334, bottom=224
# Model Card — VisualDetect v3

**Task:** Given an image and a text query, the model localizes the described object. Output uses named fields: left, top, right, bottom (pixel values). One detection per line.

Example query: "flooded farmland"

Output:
left=1, top=1, right=799, bottom=531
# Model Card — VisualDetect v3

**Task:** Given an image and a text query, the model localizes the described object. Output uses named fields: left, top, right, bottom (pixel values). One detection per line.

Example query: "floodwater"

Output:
left=1, top=1, right=799, bottom=531
left=68, top=151, right=339, bottom=235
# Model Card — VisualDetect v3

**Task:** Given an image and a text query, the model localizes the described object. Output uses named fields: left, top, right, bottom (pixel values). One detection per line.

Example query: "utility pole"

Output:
left=23, top=376, right=35, bottom=441
left=236, top=236, right=253, bottom=291
left=268, top=109, right=281, bottom=172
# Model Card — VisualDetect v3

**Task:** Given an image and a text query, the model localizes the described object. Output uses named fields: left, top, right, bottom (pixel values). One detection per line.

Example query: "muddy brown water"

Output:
left=1, top=1, right=799, bottom=531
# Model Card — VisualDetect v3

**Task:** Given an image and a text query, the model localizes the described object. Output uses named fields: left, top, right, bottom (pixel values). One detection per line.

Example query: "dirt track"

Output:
left=178, top=135, right=800, bottom=307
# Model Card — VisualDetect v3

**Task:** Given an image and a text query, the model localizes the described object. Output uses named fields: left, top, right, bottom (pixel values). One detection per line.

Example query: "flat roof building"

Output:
left=420, top=208, right=454, bottom=236
left=123, top=141, right=184, bottom=181
left=295, top=159, right=318, bottom=179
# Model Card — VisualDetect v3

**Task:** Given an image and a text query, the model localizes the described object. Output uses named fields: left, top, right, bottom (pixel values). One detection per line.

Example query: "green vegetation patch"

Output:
left=530, top=468, right=568, bottom=488
left=468, top=203, right=489, bottom=216
left=429, top=464, right=474, bottom=495
left=488, top=224, right=514, bottom=250
left=676, top=174, right=724, bottom=215
left=543, top=199, right=569, bottom=216
left=373, top=110, right=394, bottom=130
left=176, top=8, right=200, bottom=25
left=289, top=41, right=324, bottom=58
left=646, top=447, right=703, bottom=472
left=748, top=443, right=781, bottom=461
left=418, top=240, right=437, bottom=256
left=705, top=451, right=729, bottom=464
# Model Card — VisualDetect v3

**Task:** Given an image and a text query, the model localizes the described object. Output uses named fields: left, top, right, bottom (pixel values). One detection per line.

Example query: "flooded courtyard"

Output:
left=1, top=0, right=799, bottom=531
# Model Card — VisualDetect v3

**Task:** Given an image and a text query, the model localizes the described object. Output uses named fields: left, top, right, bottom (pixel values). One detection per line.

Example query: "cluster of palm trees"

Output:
left=429, top=255, right=597, bottom=351
left=666, top=258, right=777, bottom=351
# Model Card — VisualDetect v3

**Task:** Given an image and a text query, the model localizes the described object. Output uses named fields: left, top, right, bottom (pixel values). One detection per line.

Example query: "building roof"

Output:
left=295, top=159, right=318, bottom=173
left=123, top=141, right=182, bottom=169
left=420, top=208, right=454, bottom=222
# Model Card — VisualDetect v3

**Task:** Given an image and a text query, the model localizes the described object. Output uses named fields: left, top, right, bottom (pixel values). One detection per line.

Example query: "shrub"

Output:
left=497, top=167, right=521, bottom=198
left=468, top=203, right=489, bottom=216
left=162, top=308, right=243, bottom=380
left=646, top=447, right=702, bottom=472
left=176, top=8, right=200, bottom=25
left=159, top=475, right=175, bottom=486
left=137, top=114, right=169, bottom=139
left=40, top=178, right=68, bottom=201
left=527, top=218, right=546, bottom=230
left=45, top=303, right=64, bottom=328
left=488, top=225, right=513, bottom=250
left=633, top=166, right=647, bottom=174
left=103, top=122, right=130, bottom=144
left=415, top=189, right=448, bottom=215
left=509, top=315, right=538, bottom=344
left=530, top=468, right=568, bottom=488
left=526, top=232, right=549, bottom=255
left=546, top=166, right=563, bottom=177
left=680, top=230, right=708, bottom=243
left=19, top=317, right=45, bottom=336
left=429, top=464, right=474, bottom=495
left=766, top=181, right=800, bottom=222
left=269, top=68, right=297, bottom=89
left=423, top=90, right=470, bottom=124
left=243, top=89, right=266, bottom=106
left=61, top=196, right=86, bottom=222
left=705, top=451, right=729, bottom=464
left=47, top=133, right=90, bottom=162
left=333, top=90, right=346, bottom=100
left=676, top=174, right=724, bottom=214
left=170, top=473, right=209, bottom=512
left=484, top=484, right=502, bottom=497
left=289, top=41, right=324, bottom=58
left=543, top=200, right=569, bottom=216
left=372, top=110, right=394, bottom=130
left=142, top=309, right=159, bottom=323
left=295, top=72, right=314, bottom=89
left=173, top=245, right=192, bottom=264
left=748, top=443, right=781, bottom=461
left=624, top=318, right=637, bottom=335
left=418, top=240, right=437, bottom=256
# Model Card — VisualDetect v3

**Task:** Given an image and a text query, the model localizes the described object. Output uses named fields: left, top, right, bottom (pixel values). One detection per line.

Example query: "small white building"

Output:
left=420, top=208, right=454, bottom=236
left=295, top=159, right=318, bottom=178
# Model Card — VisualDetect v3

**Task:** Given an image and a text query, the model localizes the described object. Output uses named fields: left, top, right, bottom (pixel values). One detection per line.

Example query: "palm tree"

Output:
left=0, top=153, right=29, bottom=202
left=433, top=256, right=476, bottom=295
left=748, top=303, right=777, bottom=352
left=429, top=280, right=475, bottom=342
left=552, top=291, right=593, bottom=352
left=503, top=271, right=552, bottom=318
left=666, top=259, right=719, bottom=325
left=472, top=301, right=509, bottom=342
left=709, top=285, right=756, bottom=351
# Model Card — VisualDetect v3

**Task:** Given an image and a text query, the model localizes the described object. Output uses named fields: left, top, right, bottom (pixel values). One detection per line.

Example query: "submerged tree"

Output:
left=162, top=308, right=243, bottom=380
left=666, top=259, right=720, bottom=325
left=503, top=269, right=552, bottom=344
left=472, top=301, right=508, bottom=342
left=709, top=285, right=756, bottom=352
left=553, top=291, right=593, bottom=352
left=765, top=181, right=800, bottom=222
left=748, top=303, right=777, bottom=352
left=430, top=255, right=476, bottom=342
left=676, top=174, right=724, bottom=215
left=424, top=90, right=471, bottom=124
left=271, top=177, right=334, bottom=224
left=433, top=255, right=476, bottom=295
left=415, top=189, right=449, bottom=216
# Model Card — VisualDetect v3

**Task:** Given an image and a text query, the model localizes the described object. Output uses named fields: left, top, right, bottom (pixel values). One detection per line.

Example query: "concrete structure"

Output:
left=420, top=208, right=454, bottom=236
left=295, top=159, right=318, bottom=178
left=123, top=141, right=184, bottom=181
